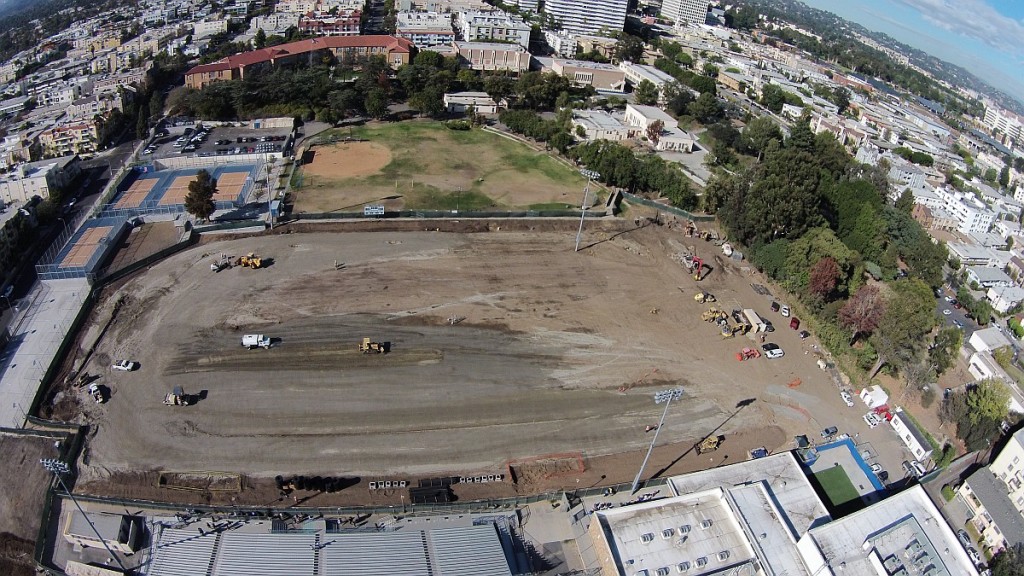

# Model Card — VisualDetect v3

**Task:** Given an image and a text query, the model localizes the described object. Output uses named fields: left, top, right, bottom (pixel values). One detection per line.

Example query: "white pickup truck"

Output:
left=241, top=334, right=272, bottom=349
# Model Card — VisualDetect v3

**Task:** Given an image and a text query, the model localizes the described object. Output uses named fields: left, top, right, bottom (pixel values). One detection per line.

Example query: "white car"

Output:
left=863, top=412, right=882, bottom=428
left=840, top=391, right=854, bottom=407
left=761, top=343, right=784, bottom=359
left=112, top=360, right=138, bottom=371
left=942, top=309, right=952, bottom=315
left=780, top=305, right=791, bottom=317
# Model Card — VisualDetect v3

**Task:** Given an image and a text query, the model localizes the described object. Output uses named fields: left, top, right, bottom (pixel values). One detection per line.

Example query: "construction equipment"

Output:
left=702, top=307, right=727, bottom=323
left=211, top=260, right=231, bottom=272
left=697, top=435, right=721, bottom=454
left=735, top=347, right=761, bottom=361
left=360, top=337, right=386, bottom=354
left=723, top=322, right=750, bottom=338
left=721, top=323, right=734, bottom=338
left=241, top=334, right=272, bottom=349
left=693, top=291, right=716, bottom=303
left=163, top=386, right=192, bottom=406
left=235, top=253, right=263, bottom=269
left=86, top=383, right=105, bottom=404
left=692, top=257, right=705, bottom=281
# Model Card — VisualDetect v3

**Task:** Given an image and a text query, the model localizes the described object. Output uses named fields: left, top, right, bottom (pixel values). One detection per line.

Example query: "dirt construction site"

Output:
left=59, top=218, right=856, bottom=501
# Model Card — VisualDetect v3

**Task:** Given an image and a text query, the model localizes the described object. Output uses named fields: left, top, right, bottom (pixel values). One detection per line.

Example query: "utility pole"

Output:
left=41, top=459, right=129, bottom=573
left=631, top=388, right=684, bottom=494
left=575, top=169, right=600, bottom=252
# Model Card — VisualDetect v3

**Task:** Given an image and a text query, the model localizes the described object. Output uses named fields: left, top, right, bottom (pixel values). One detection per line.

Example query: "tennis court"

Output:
left=107, top=165, right=257, bottom=215
left=114, top=178, right=157, bottom=209
left=58, top=226, right=112, bottom=269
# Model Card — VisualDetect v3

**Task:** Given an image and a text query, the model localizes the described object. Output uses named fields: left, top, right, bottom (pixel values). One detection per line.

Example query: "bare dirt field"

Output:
left=65, top=219, right=858, bottom=499
left=0, top=431, right=64, bottom=576
left=290, top=121, right=587, bottom=213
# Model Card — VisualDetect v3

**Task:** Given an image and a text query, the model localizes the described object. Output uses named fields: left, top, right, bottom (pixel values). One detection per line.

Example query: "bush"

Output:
left=941, top=484, right=955, bottom=501
left=444, top=120, right=471, bottom=130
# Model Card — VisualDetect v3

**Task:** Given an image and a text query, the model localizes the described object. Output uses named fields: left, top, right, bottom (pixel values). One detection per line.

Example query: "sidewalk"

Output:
left=0, top=278, right=89, bottom=427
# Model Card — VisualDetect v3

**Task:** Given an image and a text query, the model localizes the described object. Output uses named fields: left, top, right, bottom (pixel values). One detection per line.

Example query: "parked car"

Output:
left=770, top=301, right=780, bottom=313
left=761, top=343, right=784, bottom=359
left=954, top=320, right=964, bottom=329
left=798, top=330, right=811, bottom=339
left=863, top=412, right=882, bottom=428
left=112, top=360, right=138, bottom=371
left=840, top=391, right=854, bottom=407
left=764, top=322, right=775, bottom=333
left=870, top=463, right=883, bottom=474
left=943, top=309, right=952, bottom=316
left=967, top=547, right=981, bottom=566
left=780, top=305, right=791, bottom=317
left=821, top=426, right=838, bottom=438
left=957, top=529, right=971, bottom=548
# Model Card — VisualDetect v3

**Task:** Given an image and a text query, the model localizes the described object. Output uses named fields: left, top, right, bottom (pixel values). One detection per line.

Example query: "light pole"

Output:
left=40, top=459, right=128, bottom=573
left=575, top=169, right=600, bottom=252
left=631, top=387, right=684, bottom=494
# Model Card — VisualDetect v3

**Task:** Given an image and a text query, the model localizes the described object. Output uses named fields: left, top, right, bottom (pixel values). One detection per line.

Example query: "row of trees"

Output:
left=570, top=141, right=696, bottom=209
left=706, top=120, right=951, bottom=389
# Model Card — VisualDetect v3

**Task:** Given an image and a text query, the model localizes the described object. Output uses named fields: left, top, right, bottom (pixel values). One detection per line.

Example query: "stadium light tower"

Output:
left=575, top=169, right=600, bottom=252
left=41, top=458, right=128, bottom=573
left=631, top=387, right=684, bottom=494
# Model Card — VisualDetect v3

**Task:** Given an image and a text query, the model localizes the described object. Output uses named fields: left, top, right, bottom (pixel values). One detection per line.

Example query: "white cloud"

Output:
left=893, top=0, right=1024, bottom=54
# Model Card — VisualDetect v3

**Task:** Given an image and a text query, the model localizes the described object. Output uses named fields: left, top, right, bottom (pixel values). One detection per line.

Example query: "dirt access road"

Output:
left=74, top=221, right=846, bottom=482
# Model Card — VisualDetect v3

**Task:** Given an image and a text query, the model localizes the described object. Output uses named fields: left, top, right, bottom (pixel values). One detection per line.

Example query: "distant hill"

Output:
left=0, top=0, right=133, bottom=63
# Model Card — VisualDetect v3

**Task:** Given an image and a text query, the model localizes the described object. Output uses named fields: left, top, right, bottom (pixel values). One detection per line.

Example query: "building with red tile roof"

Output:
left=185, top=35, right=415, bottom=89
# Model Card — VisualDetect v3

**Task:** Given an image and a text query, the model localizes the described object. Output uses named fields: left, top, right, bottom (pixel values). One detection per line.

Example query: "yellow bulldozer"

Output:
left=236, top=253, right=262, bottom=269
left=702, top=307, right=727, bottom=323
left=694, top=291, right=716, bottom=304
left=360, top=337, right=386, bottom=354
left=697, top=435, right=721, bottom=454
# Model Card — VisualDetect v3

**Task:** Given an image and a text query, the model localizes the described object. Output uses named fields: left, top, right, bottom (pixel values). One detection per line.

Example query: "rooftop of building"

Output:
left=454, top=41, right=527, bottom=52
left=805, top=486, right=977, bottom=576
left=186, top=35, right=414, bottom=75
left=967, top=265, right=1014, bottom=283
left=965, top=468, right=1024, bottom=546
left=891, top=408, right=933, bottom=452
left=627, top=104, right=677, bottom=125
left=553, top=58, right=620, bottom=71
left=573, top=109, right=628, bottom=132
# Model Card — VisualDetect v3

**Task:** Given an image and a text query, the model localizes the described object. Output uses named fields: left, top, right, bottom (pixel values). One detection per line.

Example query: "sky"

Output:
left=801, top=0, right=1024, bottom=105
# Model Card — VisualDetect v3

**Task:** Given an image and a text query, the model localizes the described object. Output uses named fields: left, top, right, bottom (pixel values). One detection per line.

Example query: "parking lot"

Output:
left=142, top=123, right=292, bottom=161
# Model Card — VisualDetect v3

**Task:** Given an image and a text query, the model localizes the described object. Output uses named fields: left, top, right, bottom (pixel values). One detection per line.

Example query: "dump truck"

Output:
left=360, top=337, right=386, bottom=354
left=163, top=386, right=192, bottom=406
left=241, top=334, right=272, bottom=349
left=697, top=435, right=720, bottom=454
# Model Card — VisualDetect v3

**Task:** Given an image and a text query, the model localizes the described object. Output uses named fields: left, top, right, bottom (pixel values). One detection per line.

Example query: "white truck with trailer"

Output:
left=742, top=309, right=768, bottom=333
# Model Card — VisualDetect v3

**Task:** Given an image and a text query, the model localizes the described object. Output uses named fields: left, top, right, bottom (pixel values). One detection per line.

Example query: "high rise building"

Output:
left=661, top=0, right=710, bottom=26
left=542, top=0, right=628, bottom=37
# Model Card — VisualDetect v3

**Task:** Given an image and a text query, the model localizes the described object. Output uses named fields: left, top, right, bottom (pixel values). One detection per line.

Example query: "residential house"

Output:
left=969, top=327, right=1014, bottom=354
left=988, top=286, right=1024, bottom=314
left=958, top=468, right=1024, bottom=556
left=967, top=265, right=1014, bottom=289
left=39, top=122, right=99, bottom=157
left=990, top=428, right=1024, bottom=514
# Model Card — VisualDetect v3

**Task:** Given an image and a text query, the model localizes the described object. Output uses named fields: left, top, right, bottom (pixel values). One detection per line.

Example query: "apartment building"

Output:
left=66, top=93, right=124, bottom=121
left=542, top=0, right=628, bottom=36
left=396, top=12, right=455, bottom=48
left=548, top=59, right=626, bottom=91
left=543, top=30, right=576, bottom=58
left=194, top=19, right=229, bottom=38
left=298, top=12, right=362, bottom=37
left=939, top=189, right=997, bottom=235
left=249, top=13, right=301, bottom=35
left=0, top=155, right=81, bottom=205
left=453, top=41, right=530, bottom=73
left=957, top=430, right=1024, bottom=556
left=454, top=10, right=531, bottom=48
left=39, top=122, right=99, bottom=157
left=660, top=0, right=709, bottom=27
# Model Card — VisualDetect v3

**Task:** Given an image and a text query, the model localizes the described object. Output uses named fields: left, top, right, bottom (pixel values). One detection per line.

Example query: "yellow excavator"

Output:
left=236, top=253, right=262, bottom=269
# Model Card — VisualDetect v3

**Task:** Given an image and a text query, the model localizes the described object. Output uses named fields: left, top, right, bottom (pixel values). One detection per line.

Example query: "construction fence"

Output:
left=621, top=191, right=715, bottom=222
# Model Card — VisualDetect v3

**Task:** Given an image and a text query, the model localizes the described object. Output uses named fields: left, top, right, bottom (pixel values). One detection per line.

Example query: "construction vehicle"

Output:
left=697, top=435, right=721, bottom=454
left=693, top=291, right=716, bottom=303
left=702, top=308, right=727, bottom=323
left=241, top=334, right=272, bottom=349
left=735, top=347, right=761, bottom=361
left=723, top=322, right=750, bottom=339
left=163, top=386, right=192, bottom=406
left=86, top=383, right=105, bottom=404
left=235, top=253, right=263, bottom=269
left=692, top=257, right=705, bottom=281
left=211, top=260, right=232, bottom=272
left=360, top=337, right=386, bottom=354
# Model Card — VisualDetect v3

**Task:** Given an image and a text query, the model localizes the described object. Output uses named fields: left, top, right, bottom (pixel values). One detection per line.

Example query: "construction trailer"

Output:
left=742, top=308, right=768, bottom=333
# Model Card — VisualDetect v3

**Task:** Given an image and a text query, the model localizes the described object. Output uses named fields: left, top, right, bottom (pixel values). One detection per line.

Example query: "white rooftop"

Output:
left=970, top=326, right=1013, bottom=352
left=801, top=486, right=978, bottom=576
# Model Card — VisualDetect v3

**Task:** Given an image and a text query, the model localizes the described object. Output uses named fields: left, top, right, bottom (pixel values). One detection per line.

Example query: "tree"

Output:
left=742, top=116, right=782, bottom=161
left=985, top=167, right=999, bottom=183
left=646, top=119, right=664, bottom=145
left=868, top=279, right=938, bottom=379
left=894, top=189, right=914, bottom=214
left=760, top=84, right=786, bottom=113
left=135, top=109, right=148, bottom=139
left=549, top=131, right=572, bottom=154
left=688, top=92, right=722, bottom=123
left=808, top=257, right=840, bottom=302
left=839, top=284, right=884, bottom=343
left=364, top=88, right=389, bottom=119
left=185, top=169, right=217, bottom=221
left=929, top=327, right=961, bottom=375
left=634, top=79, right=659, bottom=106
left=1000, top=165, right=1011, bottom=189
left=991, top=542, right=1024, bottom=576
left=831, top=86, right=850, bottom=114
left=253, top=28, right=267, bottom=49
left=614, top=33, right=645, bottom=62
left=967, top=378, right=1010, bottom=427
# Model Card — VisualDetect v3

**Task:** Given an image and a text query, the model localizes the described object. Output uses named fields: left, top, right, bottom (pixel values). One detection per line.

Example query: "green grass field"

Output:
left=291, top=121, right=590, bottom=213
left=814, top=466, right=860, bottom=507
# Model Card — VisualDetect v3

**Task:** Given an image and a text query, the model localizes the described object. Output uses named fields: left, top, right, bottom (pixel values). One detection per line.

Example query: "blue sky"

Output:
left=802, top=0, right=1024, bottom=105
